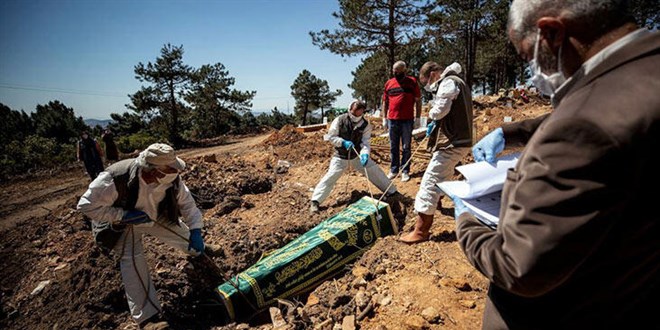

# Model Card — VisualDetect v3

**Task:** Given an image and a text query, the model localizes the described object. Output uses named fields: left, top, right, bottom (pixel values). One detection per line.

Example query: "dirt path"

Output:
left=0, top=134, right=270, bottom=231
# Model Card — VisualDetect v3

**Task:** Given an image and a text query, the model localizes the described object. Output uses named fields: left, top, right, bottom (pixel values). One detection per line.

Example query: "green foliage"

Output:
left=0, top=135, right=76, bottom=180
left=0, top=103, right=34, bottom=156
left=129, top=44, right=192, bottom=147
left=290, top=70, right=321, bottom=126
left=185, top=63, right=256, bottom=138
left=31, top=100, right=88, bottom=144
left=310, top=0, right=430, bottom=70
left=318, top=80, right=343, bottom=118
left=256, top=107, right=297, bottom=129
left=107, top=111, right=148, bottom=137
left=114, top=132, right=161, bottom=154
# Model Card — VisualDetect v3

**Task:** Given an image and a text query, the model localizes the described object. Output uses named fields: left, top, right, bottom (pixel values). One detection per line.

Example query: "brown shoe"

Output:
left=398, top=213, right=433, bottom=245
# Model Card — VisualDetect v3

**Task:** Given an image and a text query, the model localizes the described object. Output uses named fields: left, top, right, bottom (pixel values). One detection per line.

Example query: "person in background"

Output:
left=77, top=143, right=219, bottom=329
left=381, top=60, right=422, bottom=182
left=398, top=62, right=473, bottom=244
left=77, top=130, right=105, bottom=180
left=102, top=128, right=120, bottom=162
left=453, top=0, right=659, bottom=328
left=310, top=100, right=398, bottom=213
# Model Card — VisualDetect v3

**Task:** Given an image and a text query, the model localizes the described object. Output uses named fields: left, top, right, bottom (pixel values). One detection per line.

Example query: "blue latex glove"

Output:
left=473, top=127, right=505, bottom=163
left=188, top=228, right=205, bottom=255
left=121, top=210, right=151, bottom=224
left=426, top=121, right=436, bottom=137
left=342, top=140, right=354, bottom=150
left=447, top=194, right=469, bottom=220
left=360, top=154, right=369, bottom=167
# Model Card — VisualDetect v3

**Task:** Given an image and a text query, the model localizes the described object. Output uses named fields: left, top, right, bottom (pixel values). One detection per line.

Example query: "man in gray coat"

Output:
left=452, top=1, right=660, bottom=329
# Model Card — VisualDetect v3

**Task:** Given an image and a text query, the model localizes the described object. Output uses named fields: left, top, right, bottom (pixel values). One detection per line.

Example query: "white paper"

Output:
left=437, top=153, right=520, bottom=227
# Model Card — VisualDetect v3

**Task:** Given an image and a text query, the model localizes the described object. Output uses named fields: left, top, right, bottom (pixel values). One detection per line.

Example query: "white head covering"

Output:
left=441, top=62, right=462, bottom=78
left=136, top=143, right=185, bottom=170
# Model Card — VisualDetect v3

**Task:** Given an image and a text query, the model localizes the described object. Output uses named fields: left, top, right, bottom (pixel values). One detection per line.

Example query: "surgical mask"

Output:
left=348, top=112, right=363, bottom=123
left=82, top=134, right=89, bottom=139
left=529, top=29, right=566, bottom=96
left=156, top=172, right=178, bottom=185
left=424, top=79, right=439, bottom=93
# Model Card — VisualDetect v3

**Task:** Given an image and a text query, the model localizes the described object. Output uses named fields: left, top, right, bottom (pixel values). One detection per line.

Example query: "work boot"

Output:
left=204, top=243, right=225, bottom=258
left=310, top=201, right=320, bottom=214
left=398, top=213, right=433, bottom=244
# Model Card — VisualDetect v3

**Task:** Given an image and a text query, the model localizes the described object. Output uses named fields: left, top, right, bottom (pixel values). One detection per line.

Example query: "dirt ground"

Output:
left=0, top=96, right=551, bottom=330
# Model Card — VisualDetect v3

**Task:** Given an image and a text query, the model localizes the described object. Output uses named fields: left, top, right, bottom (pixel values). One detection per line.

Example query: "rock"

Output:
left=31, top=280, right=51, bottom=296
left=379, top=295, right=392, bottom=306
left=352, top=266, right=370, bottom=279
left=420, top=307, right=442, bottom=324
left=203, top=154, right=217, bottom=163
left=355, top=291, right=369, bottom=309
left=439, top=278, right=472, bottom=291
left=404, top=315, right=427, bottom=330
left=269, top=307, right=288, bottom=329
left=459, top=300, right=476, bottom=309
left=306, top=293, right=320, bottom=306
left=342, top=315, right=355, bottom=330
left=352, top=277, right=368, bottom=289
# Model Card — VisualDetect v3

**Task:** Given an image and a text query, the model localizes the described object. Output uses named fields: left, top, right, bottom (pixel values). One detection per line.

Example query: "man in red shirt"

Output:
left=382, top=60, right=422, bottom=182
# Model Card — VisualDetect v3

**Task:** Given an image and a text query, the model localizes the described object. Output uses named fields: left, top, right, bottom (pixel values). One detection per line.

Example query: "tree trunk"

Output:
left=169, top=82, right=179, bottom=147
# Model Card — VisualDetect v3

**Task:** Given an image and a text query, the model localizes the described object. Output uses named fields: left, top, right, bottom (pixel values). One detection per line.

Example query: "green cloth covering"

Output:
left=216, top=196, right=397, bottom=321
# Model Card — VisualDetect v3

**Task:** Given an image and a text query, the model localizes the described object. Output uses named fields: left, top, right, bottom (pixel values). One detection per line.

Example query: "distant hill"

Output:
left=84, top=119, right=113, bottom=128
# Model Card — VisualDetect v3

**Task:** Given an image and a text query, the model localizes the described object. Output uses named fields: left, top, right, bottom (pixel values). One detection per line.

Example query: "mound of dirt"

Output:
left=262, top=125, right=306, bottom=147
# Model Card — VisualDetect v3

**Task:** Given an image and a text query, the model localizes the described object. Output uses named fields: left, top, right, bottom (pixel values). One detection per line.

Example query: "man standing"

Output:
left=102, top=128, right=120, bottom=162
left=77, top=143, right=208, bottom=328
left=399, top=62, right=473, bottom=244
left=382, top=60, right=422, bottom=182
left=454, top=1, right=659, bottom=328
left=311, top=100, right=398, bottom=213
left=77, top=130, right=105, bottom=180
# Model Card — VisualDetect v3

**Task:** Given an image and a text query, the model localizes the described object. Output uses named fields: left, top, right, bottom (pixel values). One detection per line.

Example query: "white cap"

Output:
left=138, top=143, right=185, bottom=170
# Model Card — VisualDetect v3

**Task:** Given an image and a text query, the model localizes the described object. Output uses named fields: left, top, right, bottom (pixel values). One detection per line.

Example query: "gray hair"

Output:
left=508, top=0, right=631, bottom=43
left=393, top=60, right=407, bottom=71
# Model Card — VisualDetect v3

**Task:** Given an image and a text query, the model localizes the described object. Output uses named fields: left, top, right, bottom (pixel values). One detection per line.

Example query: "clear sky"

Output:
left=0, top=0, right=363, bottom=120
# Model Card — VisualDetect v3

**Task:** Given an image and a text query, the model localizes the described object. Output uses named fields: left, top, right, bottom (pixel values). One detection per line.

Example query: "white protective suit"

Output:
left=77, top=166, right=202, bottom=324
left=311, top=115, right=397, bottom=204
left=415, top=63, right=470, bottom=215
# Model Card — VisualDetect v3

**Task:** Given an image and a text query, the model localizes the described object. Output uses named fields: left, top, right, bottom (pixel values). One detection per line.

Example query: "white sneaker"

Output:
left=401, top=173, right=410, bottom=182
left=387, top=172, right=397, bottom=180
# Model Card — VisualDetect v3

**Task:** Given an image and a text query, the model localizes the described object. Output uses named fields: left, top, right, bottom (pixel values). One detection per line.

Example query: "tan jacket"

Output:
left=456, top=30, right=660, bottom=329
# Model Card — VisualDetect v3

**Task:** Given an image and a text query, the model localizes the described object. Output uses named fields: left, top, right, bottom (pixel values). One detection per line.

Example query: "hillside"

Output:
left=0, top=95, right=552, bottom=330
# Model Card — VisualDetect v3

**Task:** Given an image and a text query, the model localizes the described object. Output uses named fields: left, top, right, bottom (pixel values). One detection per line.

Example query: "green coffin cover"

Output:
left=216, top=196, right=397, bottom=321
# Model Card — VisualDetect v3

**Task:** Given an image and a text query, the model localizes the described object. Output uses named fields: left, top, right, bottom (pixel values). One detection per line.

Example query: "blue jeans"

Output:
left=388, top=119, right=413, bottom=174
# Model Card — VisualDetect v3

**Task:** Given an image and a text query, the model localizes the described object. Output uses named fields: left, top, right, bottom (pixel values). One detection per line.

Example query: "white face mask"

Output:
left=529, top=29, right=566, bottom=96
left=423, top=72, right=440, bottom=93
left=82, top=134, right=89, bottom=139
left=156, top=172, right=178, bottom=185
left=348, top=112, right=363, bottom=123
left=424, top=80, right=439, bottom=93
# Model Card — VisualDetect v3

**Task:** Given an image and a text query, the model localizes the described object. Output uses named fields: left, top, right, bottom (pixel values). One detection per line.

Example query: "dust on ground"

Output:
left=0, top=96, right=551, bottom=329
